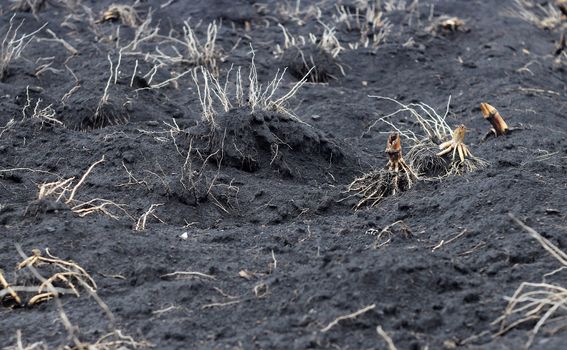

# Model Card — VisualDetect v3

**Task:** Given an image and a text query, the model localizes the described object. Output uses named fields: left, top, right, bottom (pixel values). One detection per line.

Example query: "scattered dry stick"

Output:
left=367, top=220, right=413, bottom=249
left=134, top=203, right=164, bottom=231
left=201, top=299, right=241, bottom=309
left=36, top=155, right=129, bottom=220
left=161, top=271, right=216, bottom=280
left=510, top=214, right=567, bottom=266
left=321, top=304, right=376, bottom=333
left=431, top=229, right=468, bottom=252
left=86, top=330, right=152, bottom=349
left=0, top=269, right=21, bottom=304
left=65, top=155, right=105, bottom=204
left=377, top=325, right=398, bottom=350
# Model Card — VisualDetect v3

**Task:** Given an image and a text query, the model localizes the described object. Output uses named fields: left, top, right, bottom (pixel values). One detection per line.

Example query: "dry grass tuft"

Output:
left=179, top=20, right=223, bottom=74
left=504, top=0, right=566, bottom=29
left=1, top=15, right=46, bottom=81
left=277, top=21, right=345, bottom=59
left=274, top=0, right=322, bottom=26
left=276, top=23, right=344, bottom=82
left=334, top=2, right=393, bottom=50
left=191, top=49, right=313, bottom=126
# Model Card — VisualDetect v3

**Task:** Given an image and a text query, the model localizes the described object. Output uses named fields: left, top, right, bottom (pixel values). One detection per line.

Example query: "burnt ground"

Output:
left=1, top=0, right=567, bottom=349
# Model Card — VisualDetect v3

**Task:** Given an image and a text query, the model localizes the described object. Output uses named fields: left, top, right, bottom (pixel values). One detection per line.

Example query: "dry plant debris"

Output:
left=1, top=248, right=96, bottom=307
left=370, top=95, right=489, bottom=177
left=491, top=214, right=567, bottom=348
left=347, top=133, right=418, bottom=208
left=427, top=16, right=468, bottom=34
left=334, top=3, right=393, bottom=50
left=367, top=220, right=413, bottom=249
left=505, top=0, right=566, bottom=29
left=97, top=4, right=140, bottom=27
left=321, top=303, right=376, bottom=332
left=36, top=155, right=130, bottom=220
left=70, top=330, right=153, bottom=350
left=180, top=20, right=223, bottom=75
left=377, top=325, right=398, bottom=350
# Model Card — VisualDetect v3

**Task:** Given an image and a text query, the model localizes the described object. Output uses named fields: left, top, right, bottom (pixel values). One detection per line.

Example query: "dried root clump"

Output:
left=437, top=124, right=487, bottom=174
left=348, top=133, right=418, bottom=208
left=0, top=249, right=96, bottom=307
left=406, top=140, right=448, bottom=177
left=97, top=4, right=140, bottom=27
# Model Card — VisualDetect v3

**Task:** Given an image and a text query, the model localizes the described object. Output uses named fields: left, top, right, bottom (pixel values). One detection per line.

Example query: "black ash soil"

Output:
left=1, top=1, right=567, bottom=349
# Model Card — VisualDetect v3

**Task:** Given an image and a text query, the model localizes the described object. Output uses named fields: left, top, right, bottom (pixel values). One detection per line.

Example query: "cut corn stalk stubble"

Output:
left=436, top=124, right=487, bottom=174
left=480, top=102, right=522, bottom=140
left=347, top=132, right=418, bottom=209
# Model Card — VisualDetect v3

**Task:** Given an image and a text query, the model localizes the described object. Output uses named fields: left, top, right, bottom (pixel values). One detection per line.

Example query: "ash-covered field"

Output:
left=1, top=0, right=567, bottom=349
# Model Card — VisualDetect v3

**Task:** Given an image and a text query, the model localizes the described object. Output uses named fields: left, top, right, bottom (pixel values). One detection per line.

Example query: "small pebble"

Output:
left=180, top=232, right=188, bottom=240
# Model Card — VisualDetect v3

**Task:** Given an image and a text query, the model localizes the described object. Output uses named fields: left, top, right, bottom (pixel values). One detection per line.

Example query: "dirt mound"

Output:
left=189, top=109, right=358, bottom=180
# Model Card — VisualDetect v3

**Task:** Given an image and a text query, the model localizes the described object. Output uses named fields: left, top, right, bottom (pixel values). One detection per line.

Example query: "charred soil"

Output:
left=1, top=0, right=567, bottom=349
